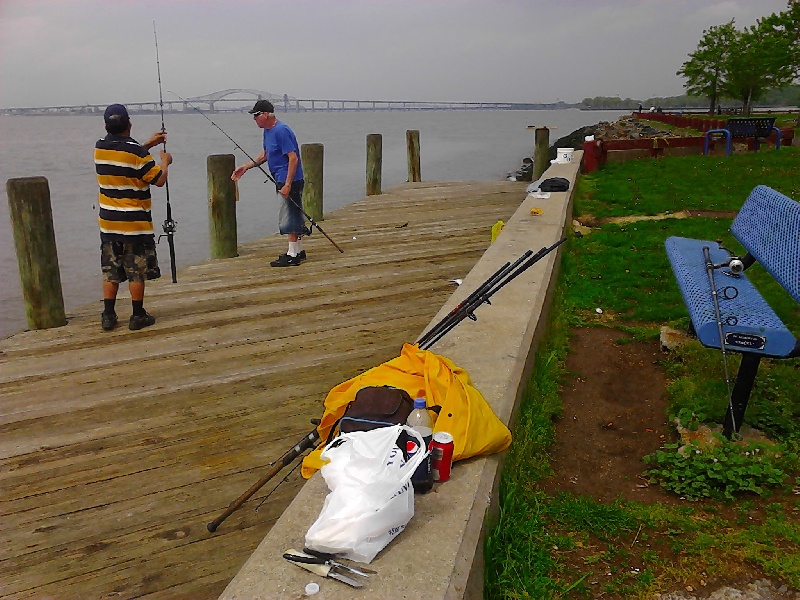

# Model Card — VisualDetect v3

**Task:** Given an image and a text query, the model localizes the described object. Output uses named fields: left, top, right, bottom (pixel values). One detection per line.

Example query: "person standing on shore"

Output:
left=94, top=103, right=172, bottom=331
left=231, top=100, right=308, bottom=267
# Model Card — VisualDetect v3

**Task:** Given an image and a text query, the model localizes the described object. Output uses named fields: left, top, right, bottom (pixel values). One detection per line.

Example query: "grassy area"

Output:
left=485, top=146, right=800, bottom=598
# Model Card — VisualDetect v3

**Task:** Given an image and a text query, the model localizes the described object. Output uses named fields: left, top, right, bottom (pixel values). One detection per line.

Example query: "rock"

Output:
left=548, top=115, right=678, bottom=161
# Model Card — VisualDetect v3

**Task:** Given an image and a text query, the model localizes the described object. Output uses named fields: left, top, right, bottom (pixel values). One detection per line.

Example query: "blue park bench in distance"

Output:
left=665, top=185, right=800, bottom=438
left=704, top=117, right=782, bottom=156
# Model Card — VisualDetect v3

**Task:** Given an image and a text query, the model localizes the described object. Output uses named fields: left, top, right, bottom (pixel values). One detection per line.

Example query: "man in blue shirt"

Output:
left=232, top=100, right=308, bottom=267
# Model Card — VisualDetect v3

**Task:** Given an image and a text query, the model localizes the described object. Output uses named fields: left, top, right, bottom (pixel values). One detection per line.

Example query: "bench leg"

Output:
left=722, top=353, right=762, bottom=439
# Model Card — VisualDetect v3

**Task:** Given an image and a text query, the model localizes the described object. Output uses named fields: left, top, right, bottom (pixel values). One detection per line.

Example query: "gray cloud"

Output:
left=0, top=0, right=790, bottom=108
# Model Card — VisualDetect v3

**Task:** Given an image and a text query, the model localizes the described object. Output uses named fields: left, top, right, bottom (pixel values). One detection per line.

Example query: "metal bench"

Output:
left=704, top=117, right=782, bottom=155
left=665, top=185, right=800, bottom=437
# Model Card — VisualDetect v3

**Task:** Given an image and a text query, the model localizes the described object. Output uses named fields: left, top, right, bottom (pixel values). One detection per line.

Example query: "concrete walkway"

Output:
left=220, top=154, right=582, bottom=599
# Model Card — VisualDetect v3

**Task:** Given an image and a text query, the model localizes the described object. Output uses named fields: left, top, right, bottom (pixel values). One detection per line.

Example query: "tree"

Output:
left=723, top=10, right=797, bottom=114
left=677, top=21, right=737, bottom=115
left=679, top=3, right=800, bottom=116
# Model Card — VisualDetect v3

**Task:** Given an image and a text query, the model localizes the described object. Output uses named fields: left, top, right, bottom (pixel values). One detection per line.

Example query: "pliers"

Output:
left=282, top=548, right=374, bottom=588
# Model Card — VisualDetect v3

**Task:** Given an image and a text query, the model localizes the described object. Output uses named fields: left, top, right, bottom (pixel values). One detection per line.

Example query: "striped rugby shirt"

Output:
left=94, top=134, right=163, bottom=241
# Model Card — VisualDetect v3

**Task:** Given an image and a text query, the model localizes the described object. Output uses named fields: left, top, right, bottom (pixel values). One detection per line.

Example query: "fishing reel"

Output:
left=713, top=240, right=744, bottom=276
left=713, top=256, right=744, bottom=276
left=161, top=217, right=178, bottom=237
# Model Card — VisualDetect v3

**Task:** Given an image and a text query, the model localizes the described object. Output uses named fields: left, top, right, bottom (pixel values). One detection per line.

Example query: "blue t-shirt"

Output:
left=262, top=121, right=304, bottom=183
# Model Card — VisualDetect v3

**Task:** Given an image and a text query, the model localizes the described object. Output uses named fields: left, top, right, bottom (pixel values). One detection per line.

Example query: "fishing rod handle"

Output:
left=206, top=429, right=319, bottom=533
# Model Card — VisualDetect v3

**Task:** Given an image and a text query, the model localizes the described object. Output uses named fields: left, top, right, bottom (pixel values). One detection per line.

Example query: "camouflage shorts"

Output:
left=101, top=239, right=161, bottom=283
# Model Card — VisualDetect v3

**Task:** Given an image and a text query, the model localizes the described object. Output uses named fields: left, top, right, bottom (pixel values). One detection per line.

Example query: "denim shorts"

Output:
left=101, top=239, right=161, bottom=283
left=277, top=180, right=307, bottom=235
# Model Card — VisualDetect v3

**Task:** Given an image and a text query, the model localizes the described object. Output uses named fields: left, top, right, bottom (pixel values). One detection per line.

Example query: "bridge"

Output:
left=0, top=89, right=577, bottom=116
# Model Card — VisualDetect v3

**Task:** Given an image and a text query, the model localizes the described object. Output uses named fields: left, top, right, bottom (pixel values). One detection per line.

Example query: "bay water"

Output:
left=0, top=108, right=621, bottom=338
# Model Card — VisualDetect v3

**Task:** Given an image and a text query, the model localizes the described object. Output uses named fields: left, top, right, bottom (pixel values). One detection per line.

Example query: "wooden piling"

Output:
left=6, top=176, right=66, bottom=330
left=301, top=143, right=324, bottom=222
left=406, top=130, right=421, bottom=182
left=532, top=127, right=551, bottom=181
left=366, top=133, right=382, bottom=196
left=207, top=154, right=238, bottom=259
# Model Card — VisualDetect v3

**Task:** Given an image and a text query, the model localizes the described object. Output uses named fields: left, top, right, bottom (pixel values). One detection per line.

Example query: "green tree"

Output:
left=677, top=21, right=737, bottom=115
left=723, top=11, right=797, bottom=114
left=679, top=3, right=799, bottom=116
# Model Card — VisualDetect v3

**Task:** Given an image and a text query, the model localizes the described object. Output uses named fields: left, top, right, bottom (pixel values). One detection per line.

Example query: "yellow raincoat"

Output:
left=301, top=343, right=512, bottom=478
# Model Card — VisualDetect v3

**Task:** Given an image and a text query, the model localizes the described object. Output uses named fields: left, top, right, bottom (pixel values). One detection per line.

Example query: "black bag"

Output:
left=338, top=386, right=415, bottom=434
left=539, top=177, right=570, bottom=192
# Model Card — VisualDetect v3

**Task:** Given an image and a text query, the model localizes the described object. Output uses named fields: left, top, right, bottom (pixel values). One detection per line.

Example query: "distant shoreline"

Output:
left=3, top=105, right=797, bottom=117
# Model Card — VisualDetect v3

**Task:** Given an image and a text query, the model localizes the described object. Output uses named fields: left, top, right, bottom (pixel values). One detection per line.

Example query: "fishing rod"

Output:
left=171, top=92, right=344, bottom=254
left=702, top=246, right=738, bottom=435
left=207, top=426, right=320, bottom=533
left=417, top=237, right=567, bottom=350
left=153, top=21, right=178, bottom=283
left=416, top=255, right=525, bottom=349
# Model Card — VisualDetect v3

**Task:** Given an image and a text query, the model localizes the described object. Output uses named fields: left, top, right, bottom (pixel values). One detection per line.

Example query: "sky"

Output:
left=0, top=0, right=792, bottom=109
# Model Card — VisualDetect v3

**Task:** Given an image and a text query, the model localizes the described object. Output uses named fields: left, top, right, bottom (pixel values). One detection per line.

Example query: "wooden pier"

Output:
left=0, top=180, right=526, bottom=599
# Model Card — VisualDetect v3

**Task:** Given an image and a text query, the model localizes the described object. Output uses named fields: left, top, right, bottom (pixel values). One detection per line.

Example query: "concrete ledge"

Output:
left=219, top=155, right=582, bottom=600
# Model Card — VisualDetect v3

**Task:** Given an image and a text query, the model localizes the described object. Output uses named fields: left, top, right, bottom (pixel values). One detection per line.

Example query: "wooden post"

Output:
left=366, top=133, right=382, bottom=195
left=207, top=154, right=238, bottom=259
left=301, top=143, right=324, bottom=222
left=6, top=176, right=66, bottom=330
left=406, top=130, right=421, bottom=182
left=532, top=127, right=551, bottom=181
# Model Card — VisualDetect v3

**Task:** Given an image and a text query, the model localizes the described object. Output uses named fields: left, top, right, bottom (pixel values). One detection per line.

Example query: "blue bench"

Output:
left=704, top=117, right=782, bottom=156
left=665, top=185, right=800, bottom=437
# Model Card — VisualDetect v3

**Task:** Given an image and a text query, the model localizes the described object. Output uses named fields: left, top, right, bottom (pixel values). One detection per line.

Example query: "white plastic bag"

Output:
left=304, top=424, right=426, bottom=563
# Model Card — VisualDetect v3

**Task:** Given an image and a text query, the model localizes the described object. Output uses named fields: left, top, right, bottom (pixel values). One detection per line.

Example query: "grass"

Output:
left=485, top=146, right=800, bottom=598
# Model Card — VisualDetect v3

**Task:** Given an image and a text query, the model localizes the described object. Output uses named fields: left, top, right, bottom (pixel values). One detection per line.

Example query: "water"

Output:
left=0, top=108, right=621, bottom=338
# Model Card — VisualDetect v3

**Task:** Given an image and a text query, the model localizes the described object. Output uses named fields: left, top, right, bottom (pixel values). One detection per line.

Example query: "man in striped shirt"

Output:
left=95, top=103, right=172, bottom=331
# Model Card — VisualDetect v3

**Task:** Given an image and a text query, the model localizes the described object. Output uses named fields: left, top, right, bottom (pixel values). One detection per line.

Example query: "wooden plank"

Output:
left=0, top=181, right=526, bottom=599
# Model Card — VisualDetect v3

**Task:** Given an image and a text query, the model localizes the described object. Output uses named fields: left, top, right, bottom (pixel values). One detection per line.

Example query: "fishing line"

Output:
left=153, top=21, right=178, bottom=282
left=703, top=246, right=737, bottom=433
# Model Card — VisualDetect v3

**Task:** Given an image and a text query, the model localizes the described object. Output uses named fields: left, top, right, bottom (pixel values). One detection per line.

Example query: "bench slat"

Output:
left=725, top=117, right=776, bottom=137
left=665, top=236, right=797, bottom=357
left=730, top=185, right=800, bottom=303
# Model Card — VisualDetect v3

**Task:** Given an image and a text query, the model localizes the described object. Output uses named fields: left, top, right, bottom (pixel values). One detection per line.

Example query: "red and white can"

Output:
left=430, top=432, right=454, bottom=482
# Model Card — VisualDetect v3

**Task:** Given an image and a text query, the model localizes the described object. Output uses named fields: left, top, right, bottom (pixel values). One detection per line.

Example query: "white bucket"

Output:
left=556, top=148, right=574, bottom=163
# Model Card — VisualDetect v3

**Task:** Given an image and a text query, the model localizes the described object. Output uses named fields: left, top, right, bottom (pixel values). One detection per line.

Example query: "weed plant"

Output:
left=486, top=147, right=800, bottom=598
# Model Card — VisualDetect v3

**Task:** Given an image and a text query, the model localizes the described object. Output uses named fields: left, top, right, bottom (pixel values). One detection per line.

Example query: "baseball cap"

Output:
left=104, top=103, right=129, bottom=123
left=249, top=100, right=275, bottom=114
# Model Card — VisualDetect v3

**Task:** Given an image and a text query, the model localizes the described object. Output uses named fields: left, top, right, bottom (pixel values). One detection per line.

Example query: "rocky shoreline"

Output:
left=551, top=115, right=677, bottom=152
left=508, top=115, right=677, bottom=179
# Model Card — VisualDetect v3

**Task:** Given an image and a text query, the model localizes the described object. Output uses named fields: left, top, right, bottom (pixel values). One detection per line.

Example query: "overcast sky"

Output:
left=0, top=0, right=791, bottom=108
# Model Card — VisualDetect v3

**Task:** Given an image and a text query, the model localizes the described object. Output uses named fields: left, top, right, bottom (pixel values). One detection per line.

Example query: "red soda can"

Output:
left=430, top=432, right=454, bottom=482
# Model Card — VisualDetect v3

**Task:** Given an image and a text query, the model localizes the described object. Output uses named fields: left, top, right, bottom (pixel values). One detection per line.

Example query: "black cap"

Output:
left=104, top=103, right=129, bottom=123
left=249, top=99, right=275, bottom=114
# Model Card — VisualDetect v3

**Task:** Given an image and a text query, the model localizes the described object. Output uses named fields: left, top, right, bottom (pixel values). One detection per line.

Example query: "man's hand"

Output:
left=160, top=150, right=173, bottom=166
left=279, top=183, right=291, bottom=198
left=144, top=131, right=167, bottom=149
left=231, top=164, right=250, bottom=182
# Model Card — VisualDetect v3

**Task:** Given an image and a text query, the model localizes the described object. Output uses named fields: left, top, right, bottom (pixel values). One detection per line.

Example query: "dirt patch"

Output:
left=539, top=326, right=679, bottom=504
left=577, top=210, right=738, bottom=228
left=537, top=326, right=800, bottom=597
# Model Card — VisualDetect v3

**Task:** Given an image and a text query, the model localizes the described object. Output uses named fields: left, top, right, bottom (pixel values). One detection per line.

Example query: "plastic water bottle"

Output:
left=406, top=398, right=434, bottom=493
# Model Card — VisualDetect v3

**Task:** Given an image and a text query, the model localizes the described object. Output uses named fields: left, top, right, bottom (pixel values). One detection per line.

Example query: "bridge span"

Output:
left=1, top=88, right=574, bottom=116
